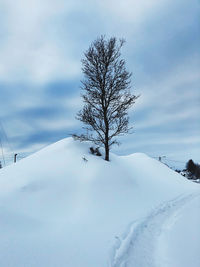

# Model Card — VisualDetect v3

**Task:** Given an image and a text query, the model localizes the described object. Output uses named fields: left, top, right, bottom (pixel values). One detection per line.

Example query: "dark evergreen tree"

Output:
left=186, top=159, right=196, bottom=175
left=194, top=164, right=200, bottom=179
left=75, top=36, right=138, bottom=161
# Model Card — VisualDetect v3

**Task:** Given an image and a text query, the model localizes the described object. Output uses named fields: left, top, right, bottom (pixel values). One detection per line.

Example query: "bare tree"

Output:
left=76, top=36, right=138, bottom=161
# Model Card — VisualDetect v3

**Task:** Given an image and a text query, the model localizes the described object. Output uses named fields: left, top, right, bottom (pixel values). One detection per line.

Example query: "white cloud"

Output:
left=0, top=0, right=82, bottom=83
left=133, top=57, right=200, bottom=130
left=36, top=117, right=79, bottom=132
left=98, top=0, right=168, bottom=23
left=0, top=0, right=172, bottom=83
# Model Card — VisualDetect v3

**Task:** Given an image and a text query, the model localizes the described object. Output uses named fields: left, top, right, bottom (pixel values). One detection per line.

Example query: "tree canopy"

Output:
left=75, top=36, right=138, bottom=161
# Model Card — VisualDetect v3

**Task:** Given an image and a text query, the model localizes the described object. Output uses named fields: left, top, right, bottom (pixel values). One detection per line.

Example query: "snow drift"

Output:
left=0, top=138, right=198, bottom=267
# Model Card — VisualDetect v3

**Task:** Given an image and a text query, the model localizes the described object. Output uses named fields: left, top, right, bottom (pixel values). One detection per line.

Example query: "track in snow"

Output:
left=110, top=192, right=200, bottom=267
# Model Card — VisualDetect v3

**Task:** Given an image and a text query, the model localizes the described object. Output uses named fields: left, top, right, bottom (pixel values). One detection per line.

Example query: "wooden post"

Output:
left=14, top=153, right=18, bottom=163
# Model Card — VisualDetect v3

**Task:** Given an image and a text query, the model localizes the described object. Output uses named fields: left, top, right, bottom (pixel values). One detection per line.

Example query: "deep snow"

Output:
left=111, top=193, right=200, bottom=267
left=0, top=138, right=199, bottom=267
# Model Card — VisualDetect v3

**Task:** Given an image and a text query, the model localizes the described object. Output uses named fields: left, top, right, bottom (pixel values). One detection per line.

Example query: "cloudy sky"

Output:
left=0, top=0, right=199, bottom=167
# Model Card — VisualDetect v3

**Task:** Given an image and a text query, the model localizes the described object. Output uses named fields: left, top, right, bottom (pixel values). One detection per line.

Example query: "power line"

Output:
left=163, top=158, right=185, bottom=164
left=0, top=137, right=5, bottom=166
left=0, top=121, right=15, bottom=155
left=150, top=155, right=186, bottom=164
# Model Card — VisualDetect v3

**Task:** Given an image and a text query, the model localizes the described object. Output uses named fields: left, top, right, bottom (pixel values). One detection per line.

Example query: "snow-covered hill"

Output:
left=0, top=138, right=199, bottom=267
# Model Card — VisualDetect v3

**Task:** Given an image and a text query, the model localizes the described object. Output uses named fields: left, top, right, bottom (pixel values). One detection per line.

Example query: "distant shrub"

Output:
left=95, top=147, right=102, bottom=156
left=186, top=159, right=200, bottom=180
left=186, top=159, right=196, bottom=175
left=195, top=164, right=200, bottom=179
left=90, top=147, right=102, bottom=157
left=90, top=147, right=95, bottom=154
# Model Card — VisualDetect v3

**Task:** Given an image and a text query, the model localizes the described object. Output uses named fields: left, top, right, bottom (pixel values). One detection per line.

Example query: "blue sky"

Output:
left=0, top=0, right=199, bottom=168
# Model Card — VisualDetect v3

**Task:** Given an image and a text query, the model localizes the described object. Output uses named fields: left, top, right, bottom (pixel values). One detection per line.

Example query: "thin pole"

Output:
left=14, top=153, right=18, bottom=163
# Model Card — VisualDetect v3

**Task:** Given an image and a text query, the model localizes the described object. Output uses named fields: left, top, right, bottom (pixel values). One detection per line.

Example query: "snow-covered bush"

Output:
left=183, top=159, right=200, bottom=180
left=90, top=147, right=102, bottom=157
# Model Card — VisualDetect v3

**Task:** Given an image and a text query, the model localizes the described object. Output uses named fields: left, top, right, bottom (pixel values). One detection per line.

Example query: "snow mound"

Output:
left=0, top=137, right=198, bottom=267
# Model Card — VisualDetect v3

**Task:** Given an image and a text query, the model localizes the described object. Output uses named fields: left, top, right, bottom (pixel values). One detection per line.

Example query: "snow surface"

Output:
left=0, top=137, right=199, bottom=267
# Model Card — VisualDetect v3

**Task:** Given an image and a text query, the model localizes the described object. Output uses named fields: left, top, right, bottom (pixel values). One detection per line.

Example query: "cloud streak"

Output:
left=0, top=0, right=199, bottom=167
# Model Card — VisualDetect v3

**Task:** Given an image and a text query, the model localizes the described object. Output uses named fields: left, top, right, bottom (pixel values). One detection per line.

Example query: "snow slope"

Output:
left=111, top=193, right=200, bottom=267
left=0, top=138, right=199, bottom=267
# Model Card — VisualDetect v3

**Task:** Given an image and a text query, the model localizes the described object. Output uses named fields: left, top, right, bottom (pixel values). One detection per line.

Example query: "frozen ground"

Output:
left=0, top=138, right=199, bottom=267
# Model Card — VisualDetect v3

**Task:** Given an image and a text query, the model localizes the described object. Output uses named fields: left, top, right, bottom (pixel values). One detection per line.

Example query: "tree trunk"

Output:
left=104, top=116, right=109, bottom=161
left=105, top=142, right=109, bottom=161
left=103, top=103, right=109, bottom=161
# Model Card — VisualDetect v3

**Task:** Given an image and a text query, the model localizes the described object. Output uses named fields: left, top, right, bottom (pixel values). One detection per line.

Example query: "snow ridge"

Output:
left=0, top=138, right=199, bottom=267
